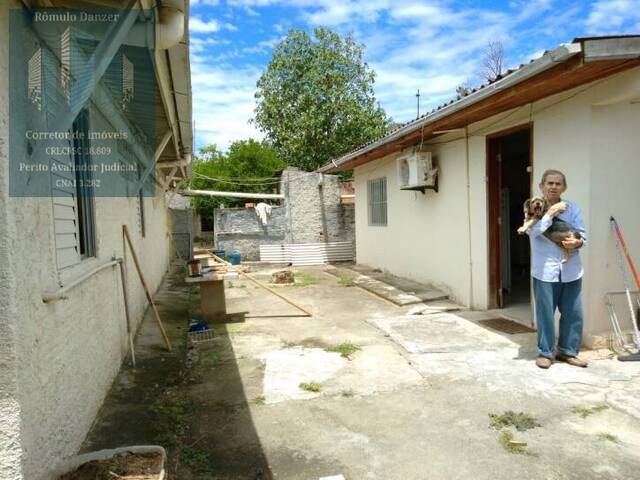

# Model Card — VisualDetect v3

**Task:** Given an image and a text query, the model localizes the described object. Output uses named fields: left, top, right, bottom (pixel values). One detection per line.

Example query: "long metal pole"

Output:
left=611, top=216, right=640, bottom=289
left=611, top=218, right=640, bottom=348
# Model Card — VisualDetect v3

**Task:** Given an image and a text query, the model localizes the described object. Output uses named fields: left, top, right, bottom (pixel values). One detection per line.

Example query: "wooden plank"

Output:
left=123, top=225, right=172, bottom=351
left=209, top=252, right=312, bottom=317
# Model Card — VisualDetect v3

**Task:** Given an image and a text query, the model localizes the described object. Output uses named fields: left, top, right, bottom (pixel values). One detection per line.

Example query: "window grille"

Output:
left=367, top=177, right=387, bottom=226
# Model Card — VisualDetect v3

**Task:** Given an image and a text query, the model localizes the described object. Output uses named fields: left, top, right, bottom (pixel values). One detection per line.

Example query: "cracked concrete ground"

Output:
left=83, top=263, right=640, bottom=480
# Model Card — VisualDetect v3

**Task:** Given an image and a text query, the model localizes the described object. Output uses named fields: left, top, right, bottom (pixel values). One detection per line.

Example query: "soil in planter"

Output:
left=57, top=452, right=163, bottom=480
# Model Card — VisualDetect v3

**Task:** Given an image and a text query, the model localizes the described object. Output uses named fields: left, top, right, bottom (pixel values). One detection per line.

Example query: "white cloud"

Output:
left=190, top=57, right=265, bottom=151
left=191, top=0, right=627, bottom=147
left=586, top=0, right=640, bottom=34
left=304, top=0, right=389, bottom=26
left=191, top=0, right=220, bottom=6
left=189, top=17, right=221, bottom=33
left=189, top=16, right=238, bottom=34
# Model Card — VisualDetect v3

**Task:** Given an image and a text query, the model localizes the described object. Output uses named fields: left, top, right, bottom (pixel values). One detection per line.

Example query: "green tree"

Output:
left=253, top=28, right=389, bottom=171
left=188, top=139, right=285, bottom=216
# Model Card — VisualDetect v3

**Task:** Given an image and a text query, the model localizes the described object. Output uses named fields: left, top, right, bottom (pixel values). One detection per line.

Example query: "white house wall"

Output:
left=587, top=68, right=640, bottom=341
left=0, top=2, right=172, bottom=478
left=355, top=66, right=640, bottom=343
left=354, top=140, right=473, bottom=305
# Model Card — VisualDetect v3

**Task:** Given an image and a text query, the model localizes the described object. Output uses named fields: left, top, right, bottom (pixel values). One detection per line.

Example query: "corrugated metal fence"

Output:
left=259, top=242, right=355, bottom=266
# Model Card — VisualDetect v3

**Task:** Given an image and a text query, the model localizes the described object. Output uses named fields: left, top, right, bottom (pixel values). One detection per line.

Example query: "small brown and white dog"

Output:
left=517, top=196, right=582, bottom=263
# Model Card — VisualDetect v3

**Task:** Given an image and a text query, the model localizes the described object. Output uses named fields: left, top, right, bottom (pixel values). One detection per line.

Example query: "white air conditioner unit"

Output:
left=397, top=151, right=438, bottom=192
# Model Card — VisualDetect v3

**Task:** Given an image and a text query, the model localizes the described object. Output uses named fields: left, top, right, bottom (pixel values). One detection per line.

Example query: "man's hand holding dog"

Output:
left=546, top=201, right=567, bottom=218
left=562, top=237, right=583, bottom=250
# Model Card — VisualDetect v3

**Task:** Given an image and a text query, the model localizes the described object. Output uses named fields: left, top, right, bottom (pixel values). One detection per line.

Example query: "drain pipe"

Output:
left=155, top=0, right=185, bottom=50
left=155, top=0, right=188, bottom=170
left=465, top=126, right=475, bottom=308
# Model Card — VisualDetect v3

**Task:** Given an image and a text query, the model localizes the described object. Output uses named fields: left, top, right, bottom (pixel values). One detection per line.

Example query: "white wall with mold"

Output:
left=354, top=66, right=640, bottom=344
left=0, top=5, right=23, bottom=480
left=0, top=1, right=172, bottom=478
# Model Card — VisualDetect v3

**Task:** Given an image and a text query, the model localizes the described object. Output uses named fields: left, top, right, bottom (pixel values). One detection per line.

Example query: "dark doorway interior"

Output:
left=500, top=130, right=531, bottom=307
left=487, top=127, right=532, bottom=313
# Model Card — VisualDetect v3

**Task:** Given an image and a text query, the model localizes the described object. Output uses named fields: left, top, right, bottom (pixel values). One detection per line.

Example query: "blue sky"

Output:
left=188, top=0, right=640, bottom=153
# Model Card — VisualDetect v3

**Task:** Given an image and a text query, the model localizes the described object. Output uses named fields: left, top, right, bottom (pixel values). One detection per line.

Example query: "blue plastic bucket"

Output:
left=228, top=251, right=241, bottom=265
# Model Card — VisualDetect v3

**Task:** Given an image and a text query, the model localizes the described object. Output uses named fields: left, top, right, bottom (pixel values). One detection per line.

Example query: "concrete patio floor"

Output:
left=83, top=263, right=640, bottom=480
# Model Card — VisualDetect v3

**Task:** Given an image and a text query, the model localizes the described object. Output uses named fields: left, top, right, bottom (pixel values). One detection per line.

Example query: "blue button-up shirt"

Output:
left=526, top=199, right=586, bottom=283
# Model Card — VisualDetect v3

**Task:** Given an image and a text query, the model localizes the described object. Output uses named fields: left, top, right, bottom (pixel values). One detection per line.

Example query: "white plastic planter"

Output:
left=52, top=445, right=166, bottom=480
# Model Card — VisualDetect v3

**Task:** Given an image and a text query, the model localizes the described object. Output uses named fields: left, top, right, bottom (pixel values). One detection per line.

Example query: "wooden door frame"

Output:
left=486, top=123, right=532, bottom=309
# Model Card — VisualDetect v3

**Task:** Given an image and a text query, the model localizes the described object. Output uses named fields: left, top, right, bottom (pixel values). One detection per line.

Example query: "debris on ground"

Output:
left=326, top=342, right=361, bottom=359
left=498, top=430, right=537, bottom=456
left=572, top=404, right=609, bottom=418
left=56, top=452, right=163, bottom=480
left=489, top=411, right=541, bottom=432
left=597, top=433, right=620, bottom=443
left=293, top=271, right=319, bottom=286
left=299, top=381, right=322, bottom=392
left=337, top=274, right=355, bottom=287
left=272, top=270, right=294, bottom=284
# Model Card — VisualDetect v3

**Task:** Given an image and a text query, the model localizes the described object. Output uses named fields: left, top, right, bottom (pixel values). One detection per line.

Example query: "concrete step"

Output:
left=325, top=265, right=449, bottom=306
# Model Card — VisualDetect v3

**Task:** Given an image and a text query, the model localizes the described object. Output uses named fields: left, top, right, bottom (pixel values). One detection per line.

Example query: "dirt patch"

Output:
left=57, top=452, right=163, bottom=480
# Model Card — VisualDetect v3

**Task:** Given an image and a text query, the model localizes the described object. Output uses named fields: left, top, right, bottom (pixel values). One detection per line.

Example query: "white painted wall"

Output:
left=355, top=66, right=640, bottom=344
left=355, top=141, right=472, bottom=305
left=0, top=4, right=23, bottom=480
left=0, top=2, right=172, bottom=478
left=586, top=69, right=640, bottom=341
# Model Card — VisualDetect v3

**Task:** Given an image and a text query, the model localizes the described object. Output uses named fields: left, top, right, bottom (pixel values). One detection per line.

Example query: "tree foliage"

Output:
left=188, top=139, right=285, bottom=216
left=253, top=28, right=389, bottom=171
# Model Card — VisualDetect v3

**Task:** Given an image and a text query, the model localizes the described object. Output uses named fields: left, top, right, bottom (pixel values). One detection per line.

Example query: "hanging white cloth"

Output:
left=255, top=202, right=273, bottom=226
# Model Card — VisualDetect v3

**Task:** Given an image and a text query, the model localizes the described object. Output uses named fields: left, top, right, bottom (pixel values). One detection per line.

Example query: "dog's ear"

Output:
left=523, top=199, right=531, bottom=213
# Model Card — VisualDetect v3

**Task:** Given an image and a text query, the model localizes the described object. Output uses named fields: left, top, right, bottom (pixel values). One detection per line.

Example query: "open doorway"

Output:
left=487, top=125, right=532, bottom=323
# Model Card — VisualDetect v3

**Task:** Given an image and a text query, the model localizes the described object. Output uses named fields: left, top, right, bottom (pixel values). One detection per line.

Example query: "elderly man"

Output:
left=526, top=169, right=588, bottom=369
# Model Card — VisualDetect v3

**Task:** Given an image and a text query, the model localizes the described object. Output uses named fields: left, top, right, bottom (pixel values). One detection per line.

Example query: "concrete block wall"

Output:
left=282, top=168, right=350, bottom=244
left=170, top=208, right=193, bottom=259
left=0, top=3, right=171, bottom=477
left=212, top=169, right=356, bottom=260
left=214, top=206, right=286, bottom=260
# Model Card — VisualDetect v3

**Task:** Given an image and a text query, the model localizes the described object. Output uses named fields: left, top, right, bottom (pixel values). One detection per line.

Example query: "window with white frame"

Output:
left=367, top=177, right=387, bottom=226
left=52, top=109, right=96, bottom=269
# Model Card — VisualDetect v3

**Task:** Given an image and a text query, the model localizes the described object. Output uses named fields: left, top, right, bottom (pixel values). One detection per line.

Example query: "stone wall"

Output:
left=214, top=206, right=286, bottom=260
left=213, top=168, right=355, bottom=260
left=170, top=208, right=193, bottom=259
left=282, top=168, right=351, bottom=243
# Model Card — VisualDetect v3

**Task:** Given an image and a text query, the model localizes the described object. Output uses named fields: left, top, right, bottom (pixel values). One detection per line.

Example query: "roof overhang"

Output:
left=25, top=0, right=193, bottom=184
left=319, top=36, right=640, bottom=173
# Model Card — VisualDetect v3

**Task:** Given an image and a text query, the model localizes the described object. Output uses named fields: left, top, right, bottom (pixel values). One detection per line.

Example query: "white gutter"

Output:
left=179, top=189, right=285, bottom=200
left=318, top=42, right=582, bottom=173
left=151, top=0, right=189, bottom=168
left=156, top=0, right=185, bottom=50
